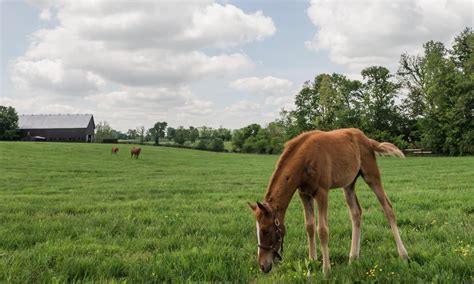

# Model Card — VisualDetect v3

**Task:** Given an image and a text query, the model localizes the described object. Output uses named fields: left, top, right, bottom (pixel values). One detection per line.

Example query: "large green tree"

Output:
left=210, top=138, right=224, bottom=152
left=149, top=121, right=167, bottom=145
left=198, top=126, right=213, bottom=139
left=126, top=129, right=138, bottom=139
left=231, top=121, right=288, bottom=154
left=188, top=126, right=199, bottom=143
left=398, top=28, right=473, bottom=154
left=232, top=123, right=261, bottom=152
left=292, top=78, right=321, bottom=132
left=166, top=127, right=176, bottom=140
left=174, top=126, right=189, bottom=145
left=291, top=73, right=362, bottom=134
left=398, top=52, right=427, bottom=119
left=0, top=106, right=19, bottom=140
left=449, top=27, right=474, bottom=154
left=136, top=126, right=145, bottom=143
left=282, top=27, right=473, bottom=155
left=359, top=66, right=404, bottom=141
left=94, top=121, right=117, bottom=142
left=213, top=127, right=232, bottom=141
left=318, top=73, right=363, bottom=130
left=264, top=121, right=287, bottom=154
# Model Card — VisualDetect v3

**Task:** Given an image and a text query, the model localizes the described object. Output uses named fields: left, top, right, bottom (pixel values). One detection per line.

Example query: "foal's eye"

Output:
left=262, top=229, right=269, bottom=235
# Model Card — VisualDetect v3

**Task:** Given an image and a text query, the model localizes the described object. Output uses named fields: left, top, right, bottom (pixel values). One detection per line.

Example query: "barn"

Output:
left=18, top=114, right=95, bottom=142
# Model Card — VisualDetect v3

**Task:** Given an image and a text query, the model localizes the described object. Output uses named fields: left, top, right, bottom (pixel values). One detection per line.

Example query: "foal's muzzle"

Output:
left=260, top=263, right=272, bottom=273
left=258, top=244, right=282, bottom=261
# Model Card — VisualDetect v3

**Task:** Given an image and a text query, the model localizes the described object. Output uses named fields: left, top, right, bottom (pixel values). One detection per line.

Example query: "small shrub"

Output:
left=210, top=138, right=224, bottom=152
left=196, top=139, right=209, bottom=150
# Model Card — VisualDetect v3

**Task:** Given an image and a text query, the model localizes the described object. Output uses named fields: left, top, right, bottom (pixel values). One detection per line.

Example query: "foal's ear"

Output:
left=248, top=202, right=257, bottom=212
left=256, top=201, right=270, bottom=214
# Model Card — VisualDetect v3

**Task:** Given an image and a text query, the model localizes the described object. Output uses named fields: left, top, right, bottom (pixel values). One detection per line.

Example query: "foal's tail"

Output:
left=370, top=139, right=405, bottom=159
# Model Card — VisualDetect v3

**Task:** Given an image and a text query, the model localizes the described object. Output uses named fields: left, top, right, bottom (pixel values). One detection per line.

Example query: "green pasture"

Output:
left=0, top=142, right=472, bottom=282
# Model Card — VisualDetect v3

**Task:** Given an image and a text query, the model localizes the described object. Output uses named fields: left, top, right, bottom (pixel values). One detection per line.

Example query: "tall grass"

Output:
left=0, top=142, right=472, bottom=282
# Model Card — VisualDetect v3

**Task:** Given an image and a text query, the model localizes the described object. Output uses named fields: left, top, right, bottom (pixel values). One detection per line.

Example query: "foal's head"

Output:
left=248, top=201, right=285, bottom=273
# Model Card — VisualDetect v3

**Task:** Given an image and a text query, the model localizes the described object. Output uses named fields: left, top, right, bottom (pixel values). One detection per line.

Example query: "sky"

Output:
left=1, top=0, right=472, bottom=132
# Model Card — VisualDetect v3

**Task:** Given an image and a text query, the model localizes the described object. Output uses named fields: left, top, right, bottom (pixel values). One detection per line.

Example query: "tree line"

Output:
left=1, top=28, right=472, bottom=155
left=233, top=27, right=473, bottom=156
left=95, top=121, right=231, bottom=152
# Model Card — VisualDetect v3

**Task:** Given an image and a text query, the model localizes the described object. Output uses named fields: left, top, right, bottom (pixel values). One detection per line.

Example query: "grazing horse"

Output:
left=111, top=147, right=119, bottom=154
left=131, top=147, right=141, bottom=159
left=249, top=128, right=408, bottom=275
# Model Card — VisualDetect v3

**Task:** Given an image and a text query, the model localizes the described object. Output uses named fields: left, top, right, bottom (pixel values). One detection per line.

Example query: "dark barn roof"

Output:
left=18, top=114, right=95, bottom=129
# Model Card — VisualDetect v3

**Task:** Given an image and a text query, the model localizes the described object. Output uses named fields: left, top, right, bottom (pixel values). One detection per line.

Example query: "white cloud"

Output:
left=52, top=1, right=275, bottom=51
left=229, top=76, right=296, bottom=114
left=11, top=58, right=102, bottom=94
left=175, top=99, right=214, bottom=116
left=218, top=99, right=280, bottom=127
left=264, top=95, right=295, bottom=110
left=16, top=1, right=273, bottom=89
left=84, top=86, right=216, bottom=130
left=187, top=4, right=276, bottom=49
left=230, top=76, right=293, bottom=97
left=8, top=0, right=276, bottom=130
left=39, top=8, right=52, bottom=20
left=86, top=86, right=191, bottom=111
left=37, top=103, right=80, bottom=113
left=224, top=99, right=261, bottom=115
left=306, top=0, right=473, bottom=72
left=0, top=96, right=93, bottom=116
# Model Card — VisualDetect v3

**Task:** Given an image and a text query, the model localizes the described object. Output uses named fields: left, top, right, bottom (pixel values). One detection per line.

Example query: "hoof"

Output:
left=323, top=267, right=331, bottom=278
left=349, top=255, right=359, bottom=264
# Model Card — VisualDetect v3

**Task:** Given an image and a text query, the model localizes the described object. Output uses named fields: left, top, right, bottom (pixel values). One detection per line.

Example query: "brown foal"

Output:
left=130, top=147, right=141, bottom=159
left=249, top=128, right=408, bottom=275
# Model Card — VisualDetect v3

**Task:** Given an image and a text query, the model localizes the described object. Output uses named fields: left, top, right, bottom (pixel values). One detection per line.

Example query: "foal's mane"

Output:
left=264, top=132, right=314, bottom=199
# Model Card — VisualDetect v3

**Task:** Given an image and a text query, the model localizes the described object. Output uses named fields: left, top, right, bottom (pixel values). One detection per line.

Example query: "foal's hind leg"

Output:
left=299, top=191, right=317, bottom=260
left=343, top=182, right=362, bottom=261
left=361, top=161, right=408, bottom=260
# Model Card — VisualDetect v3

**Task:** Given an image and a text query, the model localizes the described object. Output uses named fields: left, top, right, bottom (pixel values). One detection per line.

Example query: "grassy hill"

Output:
left=0, top=142, right=472, bottom=282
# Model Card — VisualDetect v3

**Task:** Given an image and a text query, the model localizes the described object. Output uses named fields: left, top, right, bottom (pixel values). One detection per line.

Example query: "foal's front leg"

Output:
left=316, top=189, right=331, bottom=276
left=299, top=191, right=317, bottom=260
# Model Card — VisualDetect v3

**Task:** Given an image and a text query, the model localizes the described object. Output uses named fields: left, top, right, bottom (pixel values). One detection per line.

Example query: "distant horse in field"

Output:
left=248, top=128, right=408, bottom=275
left=131, top=147, right=141, bottom=159
left=111, top=147, right=119, bottom=154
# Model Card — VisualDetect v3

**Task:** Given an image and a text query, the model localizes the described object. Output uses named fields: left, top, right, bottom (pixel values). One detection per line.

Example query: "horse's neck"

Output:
left=264, top=173, right=300, bottom=223
left=264, top=139, right=306, bottom=222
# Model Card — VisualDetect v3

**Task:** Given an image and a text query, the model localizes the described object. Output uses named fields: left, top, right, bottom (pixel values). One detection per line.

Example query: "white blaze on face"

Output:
left=256, top=221, right=261, bottom=254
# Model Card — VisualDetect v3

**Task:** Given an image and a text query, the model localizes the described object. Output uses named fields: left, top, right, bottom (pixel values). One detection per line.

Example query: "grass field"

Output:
left=0, top=142, right=472, bottom=282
